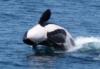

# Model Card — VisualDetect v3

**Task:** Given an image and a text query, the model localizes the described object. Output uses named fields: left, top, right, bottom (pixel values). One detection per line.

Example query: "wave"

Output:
left=67, top=36, right=100, bottom=61
left=67, top=36, right=100, bottom=52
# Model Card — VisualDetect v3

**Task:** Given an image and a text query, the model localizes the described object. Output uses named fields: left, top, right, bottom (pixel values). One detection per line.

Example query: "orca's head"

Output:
left=23, top=9, right=51, bottom=46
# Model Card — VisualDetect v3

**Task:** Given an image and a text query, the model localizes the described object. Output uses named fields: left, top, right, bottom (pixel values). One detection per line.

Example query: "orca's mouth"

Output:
left=23, top=38, right=35, bottom=45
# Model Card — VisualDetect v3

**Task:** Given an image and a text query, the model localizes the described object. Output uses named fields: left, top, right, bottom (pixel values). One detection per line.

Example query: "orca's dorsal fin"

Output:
left=39, top=9, right=51, bottom=26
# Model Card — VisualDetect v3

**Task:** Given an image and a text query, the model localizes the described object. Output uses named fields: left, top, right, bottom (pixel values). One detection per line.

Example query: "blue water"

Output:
left=0, top=0, right=100, bottom=69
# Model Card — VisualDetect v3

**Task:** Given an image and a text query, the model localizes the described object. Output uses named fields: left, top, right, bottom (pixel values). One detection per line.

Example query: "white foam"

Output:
left=67, top=36, right=100, bottom=52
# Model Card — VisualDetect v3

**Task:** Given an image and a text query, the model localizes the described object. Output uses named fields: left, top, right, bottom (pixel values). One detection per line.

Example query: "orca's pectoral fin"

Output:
left=39, top=9, right=51, bottom=26
left=47, top=29, right=66, bottom=43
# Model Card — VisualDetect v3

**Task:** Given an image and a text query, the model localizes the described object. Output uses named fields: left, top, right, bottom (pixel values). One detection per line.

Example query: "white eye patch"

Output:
left=45, top=24, right=65, bottom=32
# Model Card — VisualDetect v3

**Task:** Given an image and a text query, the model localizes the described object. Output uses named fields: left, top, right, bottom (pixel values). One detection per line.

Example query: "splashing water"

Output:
left=66, top=36, right=100, bottom=61
left=67, top=36, right=100, bottom=52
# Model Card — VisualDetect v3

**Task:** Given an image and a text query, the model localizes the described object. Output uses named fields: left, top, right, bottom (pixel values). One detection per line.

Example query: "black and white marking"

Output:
left=23, top=9, right=75, bottom=53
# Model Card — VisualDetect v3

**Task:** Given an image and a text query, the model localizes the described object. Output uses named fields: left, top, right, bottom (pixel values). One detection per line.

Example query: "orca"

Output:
left=23, top=9, right=75, bottom=53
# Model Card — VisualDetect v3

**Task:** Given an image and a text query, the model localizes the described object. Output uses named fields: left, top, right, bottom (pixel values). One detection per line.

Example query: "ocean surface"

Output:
left=0, top=0, right=100, bottom=69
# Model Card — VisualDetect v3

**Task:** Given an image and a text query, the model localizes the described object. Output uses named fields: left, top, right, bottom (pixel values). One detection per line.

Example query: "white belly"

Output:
left=27, top=24, right=47, bottom=42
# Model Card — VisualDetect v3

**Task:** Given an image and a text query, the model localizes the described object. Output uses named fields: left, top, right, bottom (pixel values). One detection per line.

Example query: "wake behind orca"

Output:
left=23, top=9, right=75, bottom=54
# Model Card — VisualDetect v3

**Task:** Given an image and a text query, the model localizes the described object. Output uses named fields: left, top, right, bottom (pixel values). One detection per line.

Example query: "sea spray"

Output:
left=67, top=36, right=100, bottom=52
